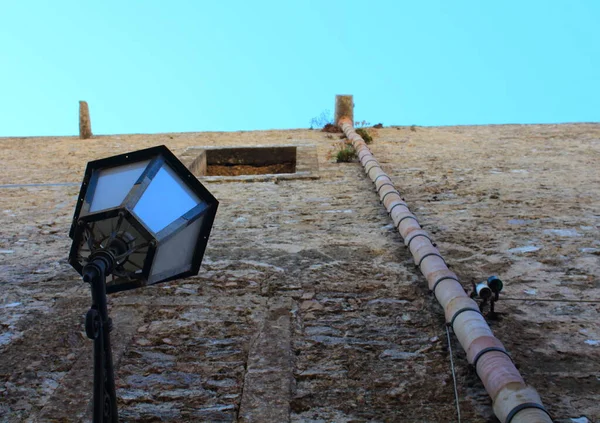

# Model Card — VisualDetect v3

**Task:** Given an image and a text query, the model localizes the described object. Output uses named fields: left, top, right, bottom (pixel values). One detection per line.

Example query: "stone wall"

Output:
left=0, top=124, right=599, bottom=422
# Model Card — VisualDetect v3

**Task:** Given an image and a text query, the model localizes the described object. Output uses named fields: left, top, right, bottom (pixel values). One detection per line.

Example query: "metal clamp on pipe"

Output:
left=367, top=164, right=382, bottom=178
left=388, top=201, right=409, bottom=215
left=395, top=214, right=418, bottom=229
left=381, top=189, right=401, bottom=204
left=472, top=347, right=513, bottom=370
left=358, top=150, right=371, bottom=161
left=373, top=174, right=391, bottom=184
left=448, top=307, right=482, bottom=330
left=405, top=233, right=432, bottom=249
left=376, top=182, right=395, bottom=194
left=362, top=158, right=379, bottom=168
left=431, top=275, right=460, bottom=296
left=505, top=403, right=552, bottom=423
left=416, top=252, right=446, bottom=268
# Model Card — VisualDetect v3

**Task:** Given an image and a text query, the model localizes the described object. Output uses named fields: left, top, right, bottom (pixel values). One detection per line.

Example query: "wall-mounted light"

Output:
left=471, top=275, right=504, bottom=318
left=487, top=275, right=503, bottom=295
left=475, top=281, right=492, bottom=299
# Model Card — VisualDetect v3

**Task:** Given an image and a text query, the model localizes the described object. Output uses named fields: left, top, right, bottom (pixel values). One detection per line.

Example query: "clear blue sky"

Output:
left=1, top=0, right=598, bottom=136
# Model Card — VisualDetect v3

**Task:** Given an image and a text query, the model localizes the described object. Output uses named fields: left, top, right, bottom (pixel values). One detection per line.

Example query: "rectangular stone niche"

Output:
left=180, top=144, right=319, bottom=182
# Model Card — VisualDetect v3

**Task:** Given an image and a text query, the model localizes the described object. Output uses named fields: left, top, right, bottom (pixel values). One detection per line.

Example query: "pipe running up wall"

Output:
left=337, top=117, right=552, bottom=423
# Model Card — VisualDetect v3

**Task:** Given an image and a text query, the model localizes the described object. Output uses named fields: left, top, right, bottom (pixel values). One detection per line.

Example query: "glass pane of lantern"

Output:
left=150, top=214, right=205, bottom=281
left=90, top=160, right=150, bottom=213
left=133, top=164, right=202, bottom=233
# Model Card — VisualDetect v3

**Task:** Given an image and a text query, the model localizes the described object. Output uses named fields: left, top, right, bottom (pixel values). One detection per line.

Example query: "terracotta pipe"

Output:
left=337, top=116, right=552, bottom=423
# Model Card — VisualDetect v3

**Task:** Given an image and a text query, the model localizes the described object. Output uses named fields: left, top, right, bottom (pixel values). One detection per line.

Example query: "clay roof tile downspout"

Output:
left=336, top=115, right=552, bottom=423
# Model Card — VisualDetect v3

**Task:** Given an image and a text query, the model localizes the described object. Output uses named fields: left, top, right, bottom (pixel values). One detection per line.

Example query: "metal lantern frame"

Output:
left=68, top=145, right=218, bottom=294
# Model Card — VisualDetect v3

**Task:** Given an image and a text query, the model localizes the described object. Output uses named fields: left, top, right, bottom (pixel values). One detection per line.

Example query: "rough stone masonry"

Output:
left=0, top=124, right=599, bottom=422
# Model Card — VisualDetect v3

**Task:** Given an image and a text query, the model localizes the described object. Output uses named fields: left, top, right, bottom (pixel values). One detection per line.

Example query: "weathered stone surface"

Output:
left=238, top=297, right=293, bottom=422
left=0, top=124, right=599, bottom=422
left=38, top=307, right=144, bottom=422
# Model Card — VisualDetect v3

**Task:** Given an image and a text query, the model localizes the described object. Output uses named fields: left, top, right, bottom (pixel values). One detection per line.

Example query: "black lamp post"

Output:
left=68, top=145, right=219, bottom=422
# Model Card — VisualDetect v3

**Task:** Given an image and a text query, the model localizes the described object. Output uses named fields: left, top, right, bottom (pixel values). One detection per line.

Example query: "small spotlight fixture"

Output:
left=475, top=281, right=492, bottom=300
left=487, top=275, right=503, bottom=295
left=470, top=275, right=504, bottom=318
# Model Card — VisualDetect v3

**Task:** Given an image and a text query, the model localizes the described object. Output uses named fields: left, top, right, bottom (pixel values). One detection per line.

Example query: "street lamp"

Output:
left=68, top=145, right=219, bottom=422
